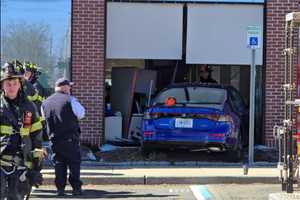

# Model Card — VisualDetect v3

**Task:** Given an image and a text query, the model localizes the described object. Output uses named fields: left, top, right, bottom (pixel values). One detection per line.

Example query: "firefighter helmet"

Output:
left=13, top=60, right=25, bottom=74
left=24, top=61, right=38, bottom=73
left=0, top=62, right=23, bottom=82
left=23, top=61, right=41, bottom=83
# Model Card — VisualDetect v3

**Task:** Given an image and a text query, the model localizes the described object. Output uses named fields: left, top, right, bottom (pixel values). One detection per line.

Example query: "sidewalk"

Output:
left=42, top=163, right=280, bottom=185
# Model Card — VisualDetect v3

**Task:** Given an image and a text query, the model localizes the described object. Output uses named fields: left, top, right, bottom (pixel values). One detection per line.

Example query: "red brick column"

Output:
left=264, top=0, right=298, bottom=147
left=71, top=0, right=106, bottom=147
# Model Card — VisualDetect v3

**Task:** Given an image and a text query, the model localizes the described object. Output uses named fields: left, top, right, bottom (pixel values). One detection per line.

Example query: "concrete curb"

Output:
left=79, top=161, right=277, bottom=168
left=42, top=176, right=279, bottom=185
left=41, top=161, right=279, bottom=185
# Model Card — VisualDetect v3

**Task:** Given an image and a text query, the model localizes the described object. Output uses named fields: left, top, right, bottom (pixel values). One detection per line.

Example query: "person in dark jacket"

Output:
left=22, top=61, right=49, bottom=140
left=20, top=61, right=49, bottom=105
left=42, top=77, right=85, bottom=196
left=199, top=65, right=218, bottom=84
left=23, top=62, right=49, bottom=102
left=0, top=62, right=44, bottom=200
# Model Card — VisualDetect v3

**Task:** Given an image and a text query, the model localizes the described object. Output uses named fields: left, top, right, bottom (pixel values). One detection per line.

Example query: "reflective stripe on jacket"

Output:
left=0, top=92, right=43, bottom=166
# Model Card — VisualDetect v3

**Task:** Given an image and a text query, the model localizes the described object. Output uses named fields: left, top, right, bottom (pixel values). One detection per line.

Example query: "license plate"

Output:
left=175, top=118, right=193, bottom=128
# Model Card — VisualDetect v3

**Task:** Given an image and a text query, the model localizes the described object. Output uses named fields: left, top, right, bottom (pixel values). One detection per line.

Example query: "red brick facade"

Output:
left=71, top=0, right=299, bottom=147
left=264, top=0, right=299, bottom=147
left=71, top=0, right=106, bottom=146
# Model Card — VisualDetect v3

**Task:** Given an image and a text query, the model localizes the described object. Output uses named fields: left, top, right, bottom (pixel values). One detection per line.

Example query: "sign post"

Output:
left=247, top=25, right=261, bottom=165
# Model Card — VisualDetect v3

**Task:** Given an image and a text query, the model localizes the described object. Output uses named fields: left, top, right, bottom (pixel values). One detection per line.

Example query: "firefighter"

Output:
left=12, top=60, right=40, bottom=105
left=42, top=77, right=85, bottom=196
left=15, top=61, right=48, bottom=140
left=0, top=62, right=44, bottom=200
left=23, top=61, right=48, bottom=103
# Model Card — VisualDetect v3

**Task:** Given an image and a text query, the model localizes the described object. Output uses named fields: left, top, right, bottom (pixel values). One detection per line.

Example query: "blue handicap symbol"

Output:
left=249, top=37, right=258, bottom=46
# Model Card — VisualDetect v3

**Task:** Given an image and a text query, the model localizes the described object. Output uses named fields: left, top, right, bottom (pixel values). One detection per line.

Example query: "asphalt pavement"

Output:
left=30, top=184, right=285, bottom=200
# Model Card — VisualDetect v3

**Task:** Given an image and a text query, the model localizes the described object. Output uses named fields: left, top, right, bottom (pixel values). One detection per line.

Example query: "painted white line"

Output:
left=190, top=185, right=214, bottom=200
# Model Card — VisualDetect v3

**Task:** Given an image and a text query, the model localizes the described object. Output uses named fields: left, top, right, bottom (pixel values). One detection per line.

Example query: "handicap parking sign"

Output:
left=247, top=25, right=261, bottom=49
left=249, top=37, right=258, bottom=46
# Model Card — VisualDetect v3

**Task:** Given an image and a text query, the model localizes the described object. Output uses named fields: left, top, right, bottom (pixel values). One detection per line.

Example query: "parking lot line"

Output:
left=190, top=185, right=214, bottom=200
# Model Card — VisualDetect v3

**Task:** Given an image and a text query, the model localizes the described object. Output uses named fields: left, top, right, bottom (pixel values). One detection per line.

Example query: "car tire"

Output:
left=226, top=149, right=242, bottom=162
left=226, top=134, right=243, bottom=162
left=141, top=143, right=151, bottom=157
left=241, top=125, right=248, bottom=149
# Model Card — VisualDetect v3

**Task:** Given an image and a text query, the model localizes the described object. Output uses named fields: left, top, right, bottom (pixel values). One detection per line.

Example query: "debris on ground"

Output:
left=95, top=147, right=143, bottom=162
left=99, top=144, right=118, bottom=152
left=81, top=145, right=97, bottom=161
left=44, top=142, right=278, bottom=163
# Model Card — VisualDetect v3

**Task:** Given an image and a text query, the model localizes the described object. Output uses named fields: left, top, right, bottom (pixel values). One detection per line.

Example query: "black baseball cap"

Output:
left=55, top=77, right=74, bottom=87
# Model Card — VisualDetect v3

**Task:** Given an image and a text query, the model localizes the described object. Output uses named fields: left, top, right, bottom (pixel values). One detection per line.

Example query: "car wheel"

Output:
left=241, top=125, right=248, bottom=149
left=140, top=142, right=151, bottom=157
left=226, top=134, right=243, bottom=162
left=226, top=149, right=242, bottom=162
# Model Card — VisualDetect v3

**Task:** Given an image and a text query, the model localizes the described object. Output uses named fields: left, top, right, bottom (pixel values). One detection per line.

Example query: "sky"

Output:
left=1, top=0, right=71, bottom=58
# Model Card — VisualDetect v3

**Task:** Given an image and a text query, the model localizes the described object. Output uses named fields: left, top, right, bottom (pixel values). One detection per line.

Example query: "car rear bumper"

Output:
left=143, top=140, right=235, bottom=151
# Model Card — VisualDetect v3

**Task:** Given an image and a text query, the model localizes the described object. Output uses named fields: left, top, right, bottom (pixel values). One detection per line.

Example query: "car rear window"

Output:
left=153, top=88, right=187, bottom=105
left=187, top=87, right=226, bottom=104
left=152, top=87, right=227, bottom=105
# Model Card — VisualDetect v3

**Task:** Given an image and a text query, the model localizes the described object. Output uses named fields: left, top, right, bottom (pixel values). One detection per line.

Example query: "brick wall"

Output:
left=265, top=0, right=299, bottom=147
left=71, top=0, right=106, bottom=147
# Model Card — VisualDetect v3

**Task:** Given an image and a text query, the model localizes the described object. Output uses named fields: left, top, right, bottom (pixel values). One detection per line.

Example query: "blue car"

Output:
left=142, top=83, right=248, bottom=161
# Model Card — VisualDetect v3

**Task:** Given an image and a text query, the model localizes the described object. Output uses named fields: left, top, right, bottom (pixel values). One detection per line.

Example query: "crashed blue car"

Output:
left=142, top=83, right=248, bottom=160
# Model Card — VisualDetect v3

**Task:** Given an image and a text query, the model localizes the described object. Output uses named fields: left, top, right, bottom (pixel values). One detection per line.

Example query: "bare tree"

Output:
left=1, top=22, right=56, bottom=86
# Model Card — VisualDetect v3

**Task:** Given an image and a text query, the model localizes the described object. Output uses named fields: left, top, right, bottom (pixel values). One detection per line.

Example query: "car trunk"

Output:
left=148, top=106, right=231, bottom=137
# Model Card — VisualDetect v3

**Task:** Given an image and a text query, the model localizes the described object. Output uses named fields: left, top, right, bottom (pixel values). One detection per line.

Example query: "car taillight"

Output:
left=218, top=115, right=233, bottom=123
left=144, top=131, right=155, bottom=136
left=209, top=133, right=225, bottom=138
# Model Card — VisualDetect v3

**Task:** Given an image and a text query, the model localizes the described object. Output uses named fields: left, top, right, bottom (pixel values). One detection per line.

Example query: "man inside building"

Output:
left=42, top=77, right=85, bottom=196
left=0, top=62, right=44, bottom=200
left=199, top=65, right=218, bottom=84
